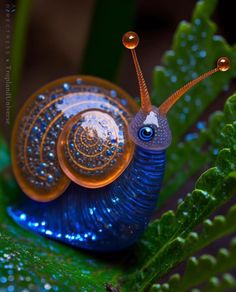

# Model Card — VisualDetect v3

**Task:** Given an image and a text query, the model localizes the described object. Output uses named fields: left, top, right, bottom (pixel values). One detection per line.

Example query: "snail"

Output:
left=8, top=32, right=230, bottom=252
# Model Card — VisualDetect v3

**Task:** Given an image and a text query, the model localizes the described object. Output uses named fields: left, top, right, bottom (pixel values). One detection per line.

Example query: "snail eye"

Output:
left=138, top=126, right=155, bottom=142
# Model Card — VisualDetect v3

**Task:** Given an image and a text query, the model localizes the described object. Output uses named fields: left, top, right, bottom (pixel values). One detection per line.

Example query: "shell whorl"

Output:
left=57, top=109, right=134, bottom=188
left=12, top=76, right=138, bottom=202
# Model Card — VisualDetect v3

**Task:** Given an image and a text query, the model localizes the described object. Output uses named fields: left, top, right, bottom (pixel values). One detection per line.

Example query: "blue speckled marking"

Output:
left=8, top=147, right=166, bottom=252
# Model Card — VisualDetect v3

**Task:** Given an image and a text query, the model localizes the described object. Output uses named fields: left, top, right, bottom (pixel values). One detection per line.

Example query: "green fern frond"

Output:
left=204, top=273, right=236, bottom=292
left=156, top=0, right=236, bottom=204
left=153, top=0, right=236, bottom=143
left=160, top=91, right=236, bottom=205
left=150, top=238, right=236, bottom=291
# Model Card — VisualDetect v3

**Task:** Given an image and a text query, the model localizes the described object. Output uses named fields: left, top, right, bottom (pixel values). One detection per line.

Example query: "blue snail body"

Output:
left=10, top=32, right=228, bottom=252
left=8, top=147, right=165, bottom=252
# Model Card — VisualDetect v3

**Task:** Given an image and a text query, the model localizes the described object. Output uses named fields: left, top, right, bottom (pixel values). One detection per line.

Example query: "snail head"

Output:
left=122, top=31, right=230, bottom=151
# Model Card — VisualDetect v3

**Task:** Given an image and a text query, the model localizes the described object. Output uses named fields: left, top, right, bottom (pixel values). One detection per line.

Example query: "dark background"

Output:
left=1, top=0, right=235, bottom=140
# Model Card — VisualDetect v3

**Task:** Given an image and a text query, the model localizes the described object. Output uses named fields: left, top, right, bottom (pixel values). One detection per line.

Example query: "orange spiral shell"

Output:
left=12, top=76, right=138, bottom=202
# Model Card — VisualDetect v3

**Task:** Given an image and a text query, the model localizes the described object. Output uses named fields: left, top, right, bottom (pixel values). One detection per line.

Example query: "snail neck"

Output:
left=134, top=145, right=166, bottom=159
left=130, top=145, right=166, bottom=189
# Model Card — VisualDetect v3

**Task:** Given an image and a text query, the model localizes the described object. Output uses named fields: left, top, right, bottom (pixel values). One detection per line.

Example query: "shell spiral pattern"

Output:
left=12, top=76, right=137, bottom=202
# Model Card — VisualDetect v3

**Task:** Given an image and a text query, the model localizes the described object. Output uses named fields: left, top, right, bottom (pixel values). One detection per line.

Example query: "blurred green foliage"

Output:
left=1, top=0, right=236, bottom=290
left=10, top=0, right=31, bottom=124
left=81, top=0, right=136, bottom=81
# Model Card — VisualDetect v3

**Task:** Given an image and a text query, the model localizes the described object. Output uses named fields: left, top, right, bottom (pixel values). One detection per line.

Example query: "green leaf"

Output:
left=153, top=0, right=236, bottom=143
left=150, top=237, right=236, bottom=291
left=156, top=1, right=236, bottom=205
left=159, top=89, right=236, bottom=205
left=204, top=274, right=236, bottom=292
left=81, top=0, right=136, bottom=81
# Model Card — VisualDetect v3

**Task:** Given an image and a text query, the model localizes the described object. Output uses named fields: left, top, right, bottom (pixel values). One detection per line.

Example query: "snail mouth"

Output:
left=57, top=109, right=134, bottom=189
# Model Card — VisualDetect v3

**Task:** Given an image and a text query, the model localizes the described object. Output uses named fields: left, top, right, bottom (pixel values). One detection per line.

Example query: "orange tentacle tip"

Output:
left=122, top=31, right=139, bottom=49
left=217, top=57, right=230, bottom=72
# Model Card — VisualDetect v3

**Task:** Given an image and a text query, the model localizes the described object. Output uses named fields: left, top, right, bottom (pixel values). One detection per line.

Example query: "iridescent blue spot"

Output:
left=32, top=126, right=39, bottom=133
left=75, top=151, right=80, bottom=157
left=184, top=95, right=191, bottom=102
left=171, top=75, right=177, bottom=83
left=121, top=99, right=127, bottom=105
left=185, top=133, right=198, bottom=141
left=213, top=148, right=219, bottom=155
left=37, top=94, right=45, bottom=101
left=213, top=35, right=222, bottom=41
left=194, top=18, right=201, bottom=26
left=20, top=213, right=26, bottom=221
left=110, top=90, right=117, bottom=98
left=0, top=277, right=7, bottom=284
left=199, top=50, right=207, bottom=58
left=63, top=83, right=70, bottom=91
left=51, top=94, right=57, bottom=100
left=76, top=78, right=82, bottom=85
left=39, top=169, right=45, bottom=176
left=106, top=149, right=112, bottom=156
left=45, top=113, right=51, bottom=121
left=58, top=98, right=64, bottom=104
left=191, top=44, right=198, bottom=52
left=188, top=35, right=194, bottom=41
left=69, top=143, right=74, bottom=149
left=45, top=230, right=53, bottom=235
left=27, top=147, right=32, bottom=154
left=48, top=152, right=55, bottom=160
left=57, top=233, right=62, bottom=238
left=47, top=174, right=54, bottom=183
left=41, top=221, right=46, bottom=226
left=196, top=121, right=206, bottom=130
left=92, top=235, right=96, bottom=241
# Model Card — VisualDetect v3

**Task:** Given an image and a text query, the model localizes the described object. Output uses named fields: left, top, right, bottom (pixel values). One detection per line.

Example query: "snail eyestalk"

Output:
left=158, top=57, right=230, bottom=115
left=122, top=31, right=152, bottom=113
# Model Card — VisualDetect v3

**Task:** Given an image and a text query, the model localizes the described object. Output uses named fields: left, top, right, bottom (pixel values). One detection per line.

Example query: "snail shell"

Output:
left=12, top=76, right=138, bottom=202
